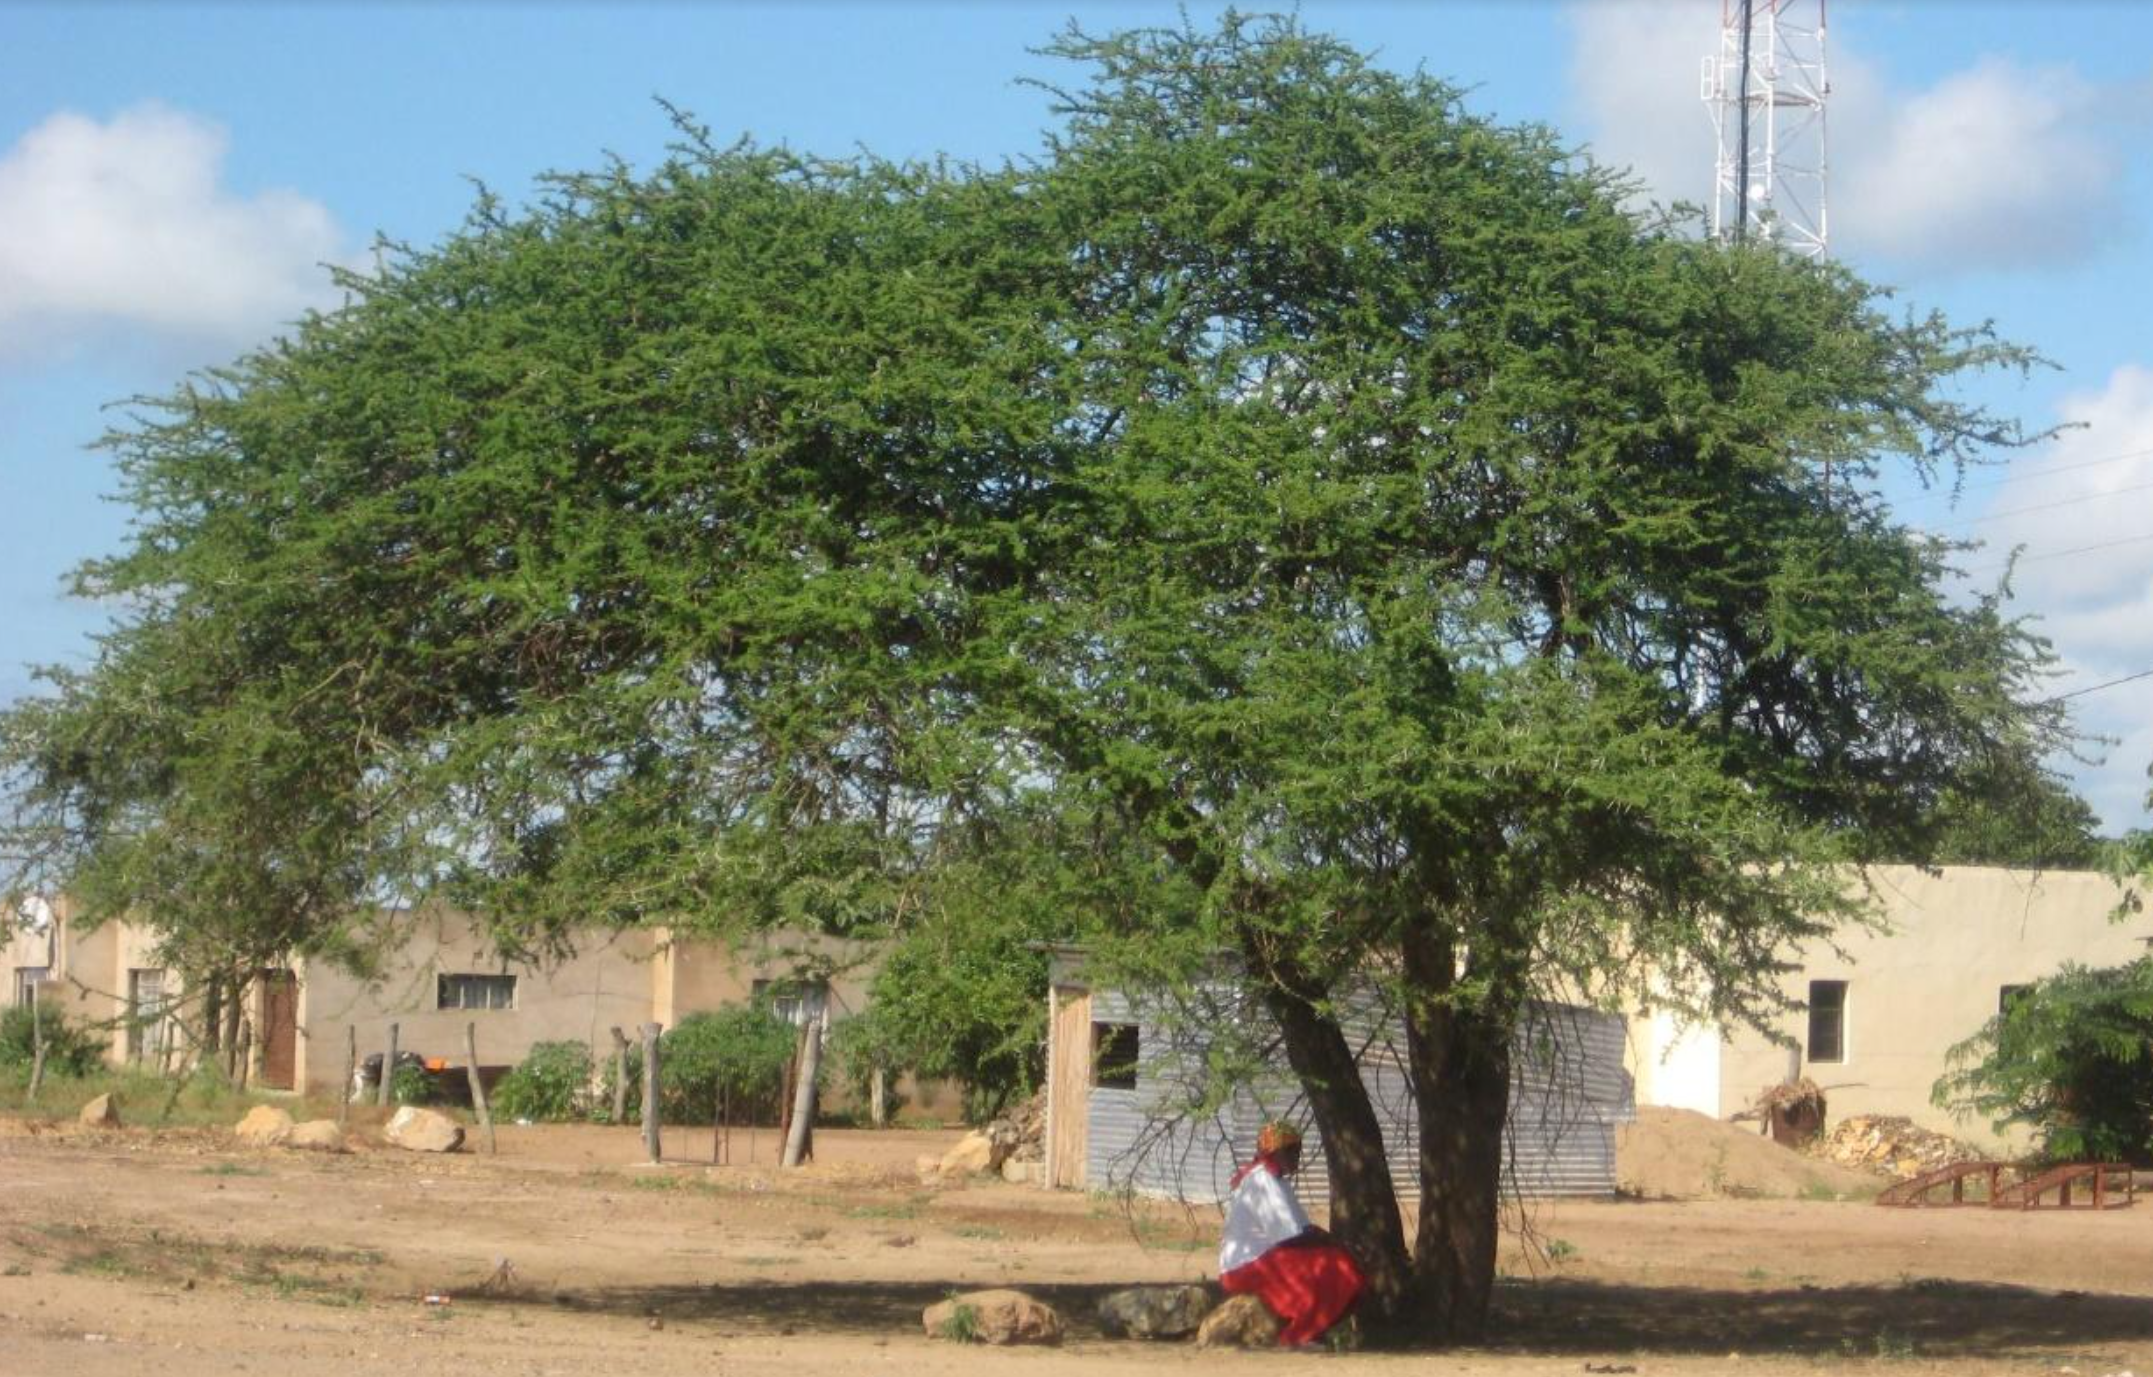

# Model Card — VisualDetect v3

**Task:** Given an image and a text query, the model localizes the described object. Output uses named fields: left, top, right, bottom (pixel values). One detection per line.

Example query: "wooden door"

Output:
left=258, top=969, right=299, bottom=1090
left=1047, top=986, right=1092, bottom=1189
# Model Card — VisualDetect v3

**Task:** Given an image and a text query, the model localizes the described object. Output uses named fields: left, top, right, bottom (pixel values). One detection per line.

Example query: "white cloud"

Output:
left=0, top=104, right=346, bottom=354
left=1564, top=6, right=2139, bottom=275
left=1970, top=365, right=2153, bottom=833
left=1839, top=60, right=2123, bottom=271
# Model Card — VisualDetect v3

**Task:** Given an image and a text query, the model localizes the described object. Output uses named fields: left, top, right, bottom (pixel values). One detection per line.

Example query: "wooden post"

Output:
left=464, top=1023, right=496, bottom=1155
left=639, top=1022, right=662, bottom=1163
left=338, top=1026, right=356, bottom=1127
left=870, top=1063, right=888, bottom=1130
left=780, top=1012, right=822, bottom=1169
left=610, top=1026, right=630, bottom=1125
left=712, top=1081, right=726, bottom=1166
left=25, top=980, right=46, bottom=1106
left=377, top=1023, right=399, bottom=1107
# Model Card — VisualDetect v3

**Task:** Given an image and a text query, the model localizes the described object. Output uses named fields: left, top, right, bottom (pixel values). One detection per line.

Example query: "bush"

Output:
left=659, top=1006, right=799, bottom=1125
left=491, top=1040, right=593, bottom=1122
left=1936, top=958, right=2153, bottom=1163
left=0, top=1002, right=107, bottom=1077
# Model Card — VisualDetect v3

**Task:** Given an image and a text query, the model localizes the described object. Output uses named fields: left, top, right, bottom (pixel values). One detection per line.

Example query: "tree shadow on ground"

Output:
left=484, top=1274, right=2153, bottom=1358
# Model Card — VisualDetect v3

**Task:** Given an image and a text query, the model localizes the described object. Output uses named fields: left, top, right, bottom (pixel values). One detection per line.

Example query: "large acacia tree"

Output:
left=3, top=16, right=2075, bottom=1342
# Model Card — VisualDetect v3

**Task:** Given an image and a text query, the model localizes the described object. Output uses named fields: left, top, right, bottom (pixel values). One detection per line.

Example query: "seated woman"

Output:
left=1217, top=1121, right=1366, bottom=1347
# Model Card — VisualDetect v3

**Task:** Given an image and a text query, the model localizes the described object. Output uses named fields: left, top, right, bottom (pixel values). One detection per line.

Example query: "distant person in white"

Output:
left=1217, top=1121, right=1365, bottom=1347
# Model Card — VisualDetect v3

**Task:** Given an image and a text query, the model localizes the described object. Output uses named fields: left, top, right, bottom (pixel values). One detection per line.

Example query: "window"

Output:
left=1999, top=984, right=2032, bottom=1017
left=13, top=967, right=48, bottom=1007
left=128, top=969, right=169, bottom=1060
left=752, top=977, right=829, bottom=1028
left=438, top=973, right=516, bottom=1011
left=1806, top=980, right=1847, bottom=1063
left=1091, top=1022, right=1140, bottom=1090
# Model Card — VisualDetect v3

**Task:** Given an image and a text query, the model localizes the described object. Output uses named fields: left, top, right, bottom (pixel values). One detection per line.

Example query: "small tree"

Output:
left=1936, top=959, right=2153, bottom=1162
left=491, top=1039, right=594, bottom=1122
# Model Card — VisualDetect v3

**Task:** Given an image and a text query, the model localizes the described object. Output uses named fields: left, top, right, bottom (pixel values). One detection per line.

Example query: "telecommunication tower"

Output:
left=1702, top=0, right=1829, bottom=257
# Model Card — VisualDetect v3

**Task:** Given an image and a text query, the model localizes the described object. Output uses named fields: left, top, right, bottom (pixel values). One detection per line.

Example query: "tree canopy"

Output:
left=0, top=13, right=2086, bottom=1342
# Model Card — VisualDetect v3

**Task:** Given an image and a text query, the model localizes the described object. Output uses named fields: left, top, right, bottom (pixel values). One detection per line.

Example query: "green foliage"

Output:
left=388, top=1061, right=433, bottom=1106
left=1936, top=958, right=2153, bottom=1163
left=0, top=1003, right=105, bottom=1077
left=490, top=1039, right=592, bottom=1122
left=658, top=1006, right=799, bottom=1124
left=0, top=10, right=2078, bottom=1341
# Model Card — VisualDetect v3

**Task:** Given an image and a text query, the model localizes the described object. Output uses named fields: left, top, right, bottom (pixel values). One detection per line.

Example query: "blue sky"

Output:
left=3, top=1, right=2151, bottom=831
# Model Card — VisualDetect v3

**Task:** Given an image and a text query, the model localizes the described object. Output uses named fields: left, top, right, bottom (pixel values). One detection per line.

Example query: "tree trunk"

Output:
left=1247, top=947, right=1412, bottom=1324
left=781, top=1014, right=822, bottom=1168
left=640, top=1022, right=663, bottom=1163
left=1400, top=927, right=1516, bottom=1343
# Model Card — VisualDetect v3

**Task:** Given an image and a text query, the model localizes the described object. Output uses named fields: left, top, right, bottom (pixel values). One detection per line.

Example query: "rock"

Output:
left=1195, top=1295, right=1281, bottom=1349
left=77, top=1094, right=121, bottom=1129
left=1000, top=1158, right=1044, bottom=1186
left=922, top=1289, right=1064, bottom=1346
left=285, top=1120, right=347, bottom=1152
left=384, top=1106, right=465, bottom=1153
left=938, top=1123, right=1022, bottom=1178
left=234, top=1105, right=294, bottom=1146
left=1097, top=1284, right=1213, bottom=1340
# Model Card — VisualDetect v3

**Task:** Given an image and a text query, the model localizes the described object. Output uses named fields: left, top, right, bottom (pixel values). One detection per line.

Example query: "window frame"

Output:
left=437, top=972, right=517, bottom=1012
left=1090, top=1020, right=1141, bottom=1090
left=1806, top=978, right=1848, bottom=1064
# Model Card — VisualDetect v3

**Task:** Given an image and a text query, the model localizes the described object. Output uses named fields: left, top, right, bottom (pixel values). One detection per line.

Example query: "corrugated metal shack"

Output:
left=1043, top=952, right=1634, bottom=1203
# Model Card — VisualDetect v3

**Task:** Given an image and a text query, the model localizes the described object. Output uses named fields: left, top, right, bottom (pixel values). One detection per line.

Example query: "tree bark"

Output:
left=640, top=1022, right=663, bottom=1163
left=1400, top=925, right=1517, bottom=1343
left=1245, top=943, right=1412, bottom=1325
left=781, top=1013, right=822, bottom=1168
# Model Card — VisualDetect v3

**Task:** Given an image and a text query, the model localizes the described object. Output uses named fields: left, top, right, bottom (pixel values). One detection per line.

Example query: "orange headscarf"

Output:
left=1233, top=1120, right=1306, bottom=1187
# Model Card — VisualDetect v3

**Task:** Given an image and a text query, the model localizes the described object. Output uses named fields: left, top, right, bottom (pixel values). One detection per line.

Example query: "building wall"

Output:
left=1714, top=864, right=2144, bottom=1151
left=300, top=909, right=660, bottom=1092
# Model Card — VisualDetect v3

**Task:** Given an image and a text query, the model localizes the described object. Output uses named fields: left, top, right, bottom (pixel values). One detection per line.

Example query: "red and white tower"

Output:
left=1703, top=0, right=1829, bottom=257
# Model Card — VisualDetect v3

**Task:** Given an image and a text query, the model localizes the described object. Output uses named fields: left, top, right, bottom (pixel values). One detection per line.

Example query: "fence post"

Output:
left=377, top=1022, right=399, bottom=1107
left=640, top=1022, right=663, bottom=1163
left=610, top=1026, right=629, bottom=1125
left=780, top=1012, right=822, bottom=1169
left=339, top=1026, right=356, bottom=1127
left=464, top=1023, right=496, bottom=1155
left=25, top=980, right=46, bottom=1106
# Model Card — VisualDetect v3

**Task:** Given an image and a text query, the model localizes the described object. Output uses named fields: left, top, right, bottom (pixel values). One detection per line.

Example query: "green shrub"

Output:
left=388, top=1061, right=433, bottom=1105
left=1937, top=958, right=2153, bottom=1163
left=0, top=1003, right=107, bottom=1077
left=659, top=1006, right=798, bottom=1124
left=491, top=1040, right=592, bottom=1122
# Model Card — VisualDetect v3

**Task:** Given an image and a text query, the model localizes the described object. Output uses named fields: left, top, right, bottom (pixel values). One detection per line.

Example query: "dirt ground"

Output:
left=5, top=1115, right=2152, bottom=1376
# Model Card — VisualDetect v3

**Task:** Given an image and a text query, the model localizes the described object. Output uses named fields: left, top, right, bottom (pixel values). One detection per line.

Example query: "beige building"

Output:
left=1629, top=865, right=2147, bottom=1152
left=5, top=902, right=895, bottom=1101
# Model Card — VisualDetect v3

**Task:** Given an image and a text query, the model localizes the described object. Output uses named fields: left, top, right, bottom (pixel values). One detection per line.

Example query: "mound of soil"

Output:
left=1616, top=1106, right=1882, bottom=1200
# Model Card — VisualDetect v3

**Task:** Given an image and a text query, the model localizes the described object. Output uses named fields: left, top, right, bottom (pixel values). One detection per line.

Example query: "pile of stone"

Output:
left=920, top=1285, right=1283, bottom=1349
left=1809, top=1114, right=1986, bottom=1180
left=923, top=1090, right=1049, bottom=1184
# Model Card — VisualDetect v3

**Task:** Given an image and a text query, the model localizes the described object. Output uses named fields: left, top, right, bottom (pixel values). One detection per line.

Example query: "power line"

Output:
left=1961, top=530, right=2153, bottom=574
left=1895, top=444, right=2153, bottom=507
left=2046, top=667, right=2153, bottom=703
left=1929, top=477, right=2153, bottom=532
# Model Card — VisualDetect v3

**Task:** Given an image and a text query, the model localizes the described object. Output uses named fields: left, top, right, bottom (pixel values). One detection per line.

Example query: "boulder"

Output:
left=285, top=1119, right=347, bottom=1152
left=1195, top=1294, right=1281, bottom=1349
left=234, top=1105, right=294, bottom=1146
left=77, top=1093, right=121, bottom=1129
left=385, top=1105, right=464, bottom=1153
left=937, top=1122, right=1021, bottom=1178
left=922, top=1288, right=1064, bottom=1346
left=1097, top=1284, right=1213, bottom=1340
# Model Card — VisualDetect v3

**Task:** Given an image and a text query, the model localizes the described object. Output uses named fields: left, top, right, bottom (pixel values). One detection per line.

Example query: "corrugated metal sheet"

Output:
left=1083, top=981, right=1634, bottom=1204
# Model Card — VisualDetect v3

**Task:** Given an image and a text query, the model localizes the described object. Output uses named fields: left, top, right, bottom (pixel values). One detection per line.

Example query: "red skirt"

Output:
left=1220, top=1242, right=1365, bottom=1347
